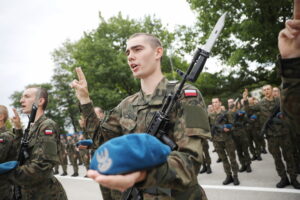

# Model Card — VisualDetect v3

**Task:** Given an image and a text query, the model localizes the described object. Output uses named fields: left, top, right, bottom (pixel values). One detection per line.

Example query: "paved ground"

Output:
left=55, top=141, right=300, bottom=200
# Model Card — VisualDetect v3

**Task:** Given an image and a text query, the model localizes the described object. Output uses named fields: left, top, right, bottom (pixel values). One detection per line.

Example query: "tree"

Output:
left=181, top=0, right=293, bottom=101
left=52, top=13, right=186, bottom=110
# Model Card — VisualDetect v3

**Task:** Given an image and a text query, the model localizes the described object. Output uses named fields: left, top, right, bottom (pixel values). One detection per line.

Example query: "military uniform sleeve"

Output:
left=137, top=87, right=210, bottom=190
left=0, top=132, right=14, bottom=163
left=8, top=121, right=59, bottom=186
left=278, top=57, right=300, bottom=132
left=81, top=102, right=124, bottom=145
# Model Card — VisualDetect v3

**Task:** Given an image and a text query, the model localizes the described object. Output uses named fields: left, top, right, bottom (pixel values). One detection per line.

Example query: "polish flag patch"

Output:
left=0, top=138, right=4, bottom=143
left=45, top=130, right=53, bottom=135
left=184, top=89, right=197, bottom=97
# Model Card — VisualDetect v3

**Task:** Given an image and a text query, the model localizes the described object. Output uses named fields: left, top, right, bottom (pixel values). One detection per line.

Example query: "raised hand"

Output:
left=11, top=108, right=22, bottom=129
left=70, top=67, right=91, bottom=104
left=242, top=88, right=248, bottom=100
left=278, top=0, right=300, bottom=58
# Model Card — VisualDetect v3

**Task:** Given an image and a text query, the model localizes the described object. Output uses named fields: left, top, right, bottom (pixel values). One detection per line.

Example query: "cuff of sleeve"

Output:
left=13, top=129, right=23, bottom=138
left=278, top=56, right=300, bottom=78
left=80, top=102, right=94, bottom=119
left=135, top=163, right=168, bottom=189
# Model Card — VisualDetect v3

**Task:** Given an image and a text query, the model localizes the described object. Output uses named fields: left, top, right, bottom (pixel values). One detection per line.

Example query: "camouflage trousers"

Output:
left=21, top=176, right=67, bottom=200
left=79, top=149, right=90, bottom=171
left=247, top=126, right=263, bottom=157
left=214, top=139, right=239, bottom=176
left=0, top=183, right=13, bottom=200
left=55, top=152, right=68, bottom=173
left=68, top=152, right=79, bottom=174
left=290, top=133, right=300, bottom=172
left=232, top=131, right=251, bottom=166
left=267, top=135, right=297, bottom=179
left=200, top=139, right=211, bottom=167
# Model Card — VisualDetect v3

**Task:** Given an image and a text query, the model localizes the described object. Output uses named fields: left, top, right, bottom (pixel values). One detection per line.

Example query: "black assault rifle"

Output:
left=13, top=104, right=38, bottom=200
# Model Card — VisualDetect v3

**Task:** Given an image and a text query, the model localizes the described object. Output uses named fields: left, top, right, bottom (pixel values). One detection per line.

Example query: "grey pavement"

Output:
left=55, top=141, right=300, bottom=200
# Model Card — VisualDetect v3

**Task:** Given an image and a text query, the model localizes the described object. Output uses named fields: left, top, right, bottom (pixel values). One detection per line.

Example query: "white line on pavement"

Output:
left=56, top=175, right=300, bottom=194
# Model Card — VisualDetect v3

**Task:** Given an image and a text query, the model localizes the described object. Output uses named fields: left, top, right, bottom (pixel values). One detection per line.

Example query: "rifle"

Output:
left=13, top=91, right=40, bottom=200
left=260, top=104, right=280, bottom=137
left=121, top=13, right=227, bottom=200
left=211, top=113, right=227, bottom=136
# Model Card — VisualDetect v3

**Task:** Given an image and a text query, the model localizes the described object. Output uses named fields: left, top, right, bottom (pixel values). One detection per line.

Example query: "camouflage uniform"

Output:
left=209, top=110, right=239, bottom=179
left=266, top=116, right=298, bottom=183
left=66, top=136, right=79, bottom=175
left=245, top=108, right=264, bottom=160
left=54, top=137, right=68, bottom=175
left=199, top=138, right=211, bottom=173
left=82, top=78, right=211, bottom=200
left=279, top=57, right=300, bottom=172
left=0, top=127, right=19, bottom=200
left=4, top=115, right=67, bottom=200
left=230, top=110, right=251, bottom=171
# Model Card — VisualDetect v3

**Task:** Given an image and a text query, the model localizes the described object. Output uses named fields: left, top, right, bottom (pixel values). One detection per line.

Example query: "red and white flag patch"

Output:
left=184, top=89, right=197, bottom=97
left=45, top=130, right=53, bottom=135
left=0, top=138, right=4, bottom=143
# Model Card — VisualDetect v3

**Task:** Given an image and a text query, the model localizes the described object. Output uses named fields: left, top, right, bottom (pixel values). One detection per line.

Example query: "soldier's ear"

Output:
left=38, top=98, right=45, bottom=109
left=155, top=47, right=163, bottom=60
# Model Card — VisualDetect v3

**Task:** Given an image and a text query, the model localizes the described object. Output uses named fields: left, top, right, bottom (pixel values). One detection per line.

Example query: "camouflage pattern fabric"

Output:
left=66, top=137, right=79, bottom=174
left=209, top=110, right=239, bottom=177
left=267, top=118, right=297, bottom=179
left=201, top=138, right=211, bottom=166
left=279, top=57, right=300, bottom=171
left=55, top=139, right=68, bottom=174
left=278, top=57, right=300, bottom=135
left=230, top=110, right=251, bottom=167
left=5, top=114, right=67, bottom=199
left=81, top=78, right=210, bottom=200
left=0, top=127, right=16, bottom=200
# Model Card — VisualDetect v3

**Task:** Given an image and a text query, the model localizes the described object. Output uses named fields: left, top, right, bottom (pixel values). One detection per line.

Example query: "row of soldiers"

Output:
left=200, top=85, right=300, bottom=189
left=54, top=107, right=105, bottom=177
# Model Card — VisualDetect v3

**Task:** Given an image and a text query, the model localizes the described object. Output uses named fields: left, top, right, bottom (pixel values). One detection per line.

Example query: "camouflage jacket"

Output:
left=244, top=97, right=280, bottom=125
left=209, top=110, right=233, bottom=142
left=0, top=127, right=16, bottom=163
left=66, top=138, right=77, bottom=154
left=279, top=57, right=300, bottom=134
left=243, top=104, right=261, bottom=129
left=7, top=114, right=60, bottom=188
left=267, top=117, right=291, bottom=137
left=81, top=78, right=210, bottom=199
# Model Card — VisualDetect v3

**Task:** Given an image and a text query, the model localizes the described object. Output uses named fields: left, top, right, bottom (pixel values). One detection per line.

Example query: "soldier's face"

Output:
left=273, top=88, right=280, bottom=97
left=126, top=36, right=162, bottom=79
left=262, top=86, right=272, bottom=98
left=20, top=88, right=37, bottom=114
left=212, top=99, right=221, bottom=110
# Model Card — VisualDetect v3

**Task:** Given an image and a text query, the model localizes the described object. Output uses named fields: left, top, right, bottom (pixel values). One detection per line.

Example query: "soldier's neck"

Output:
left=264, top=96, right=274, bottom=101
left=141, top=72, right=164, bottom=95
left=34, top=109, right=44, bottom=122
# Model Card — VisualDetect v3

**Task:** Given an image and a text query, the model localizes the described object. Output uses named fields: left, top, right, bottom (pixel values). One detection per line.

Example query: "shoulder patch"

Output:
left=0, top=138, right=4, bottom=143
left=45, top=130, right=53, bottom=135
left=184, top=89, right=197, bottom=97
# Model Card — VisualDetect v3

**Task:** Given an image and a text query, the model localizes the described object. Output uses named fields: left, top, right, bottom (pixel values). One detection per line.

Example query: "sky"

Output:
left=0, top=0, right=221, bottom=119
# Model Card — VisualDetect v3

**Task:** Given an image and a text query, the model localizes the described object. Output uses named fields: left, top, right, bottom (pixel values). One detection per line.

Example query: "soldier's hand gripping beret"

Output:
left=223, top=124, right=233, bottom=129
left=250, top=115, right=257, bottom=120
left=0, top=161, right=18, bottom=174
left=90, top=133, right=171, bottom=175
left=76, top=139, right=93, bottom=147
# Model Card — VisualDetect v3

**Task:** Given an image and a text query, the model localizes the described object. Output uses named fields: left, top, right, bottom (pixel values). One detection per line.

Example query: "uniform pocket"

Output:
left=119, top=117, right=137, bottom=133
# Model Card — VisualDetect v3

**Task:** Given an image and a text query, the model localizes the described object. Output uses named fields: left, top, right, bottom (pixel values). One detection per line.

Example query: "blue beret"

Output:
left=67, top=133, right=73, bottom=137
left=237, top=110, right=246, bottom=115
left=250, top=115, right=257, bottom=120
left=223, top=124, right=232, bottom=129
left=90, top=133, right=171, bottom=175
left=0, top=161, right=18, bottom=174
left=76, top=139, right=93, bottom=147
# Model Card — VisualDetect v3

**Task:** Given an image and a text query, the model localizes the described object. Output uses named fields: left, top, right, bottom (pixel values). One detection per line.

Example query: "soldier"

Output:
left=243, top=85, right=299, bottom=188
left=66, top=134, right=79, bottom=177
left=245, top=97, right=263, bottom=161
left=265, top=112, right=300, bottom=189
left=54, top=135, right=68, bottom=176
left=0, top=87, right=67, bottom=199
left=78, top=116, right=90, bottom=177
left=272, top=87, right=281, bottom=98
left=0, top=106, right=21, bottom=200
left=209, top=98, right=240, bottom=185
left=199, top=138, right=212, bottom=174
left=278, top=0, right=300, bottom=173
left=72, top=33, right=210, bottom=199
